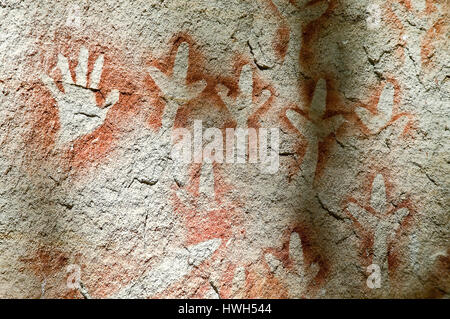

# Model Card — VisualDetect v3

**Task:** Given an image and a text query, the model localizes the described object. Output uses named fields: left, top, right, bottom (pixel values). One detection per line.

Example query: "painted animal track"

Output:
left=345, top=173, right=412, bottom=290
left=41, top=47, right=120, bottom=145
left=264, top=232, right=320, bottom=298
left=133, top=42, right=207, bottom=187
left=217, top=64, right=271, bottom=129
left=148, top=42, right=207, bottom=134
left=355, top=79, right=414, bottom=137
left=262, top=0, right=328, bottom=105
left=285, top=78, right=344, bottom=183
left=389, top=0, right=447, bottom=73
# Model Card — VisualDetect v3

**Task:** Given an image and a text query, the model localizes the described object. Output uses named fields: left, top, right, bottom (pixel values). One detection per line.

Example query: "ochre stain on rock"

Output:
left=25, top=30, right=150, bottom=176
left=19, top=245, right=69, bottom=278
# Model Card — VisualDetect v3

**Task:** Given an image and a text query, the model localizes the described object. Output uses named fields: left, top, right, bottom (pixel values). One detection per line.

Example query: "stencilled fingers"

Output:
left=75, top=46, right=89, bottom=87
left=309, top=78, right=327, bottom=122
left=285, top=109, right=315, bottom=139
left=41, top=46, right=119, bottom=144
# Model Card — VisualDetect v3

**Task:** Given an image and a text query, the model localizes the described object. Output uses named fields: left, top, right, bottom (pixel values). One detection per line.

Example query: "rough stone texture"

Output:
left=0, top=0, right=448, bottom=298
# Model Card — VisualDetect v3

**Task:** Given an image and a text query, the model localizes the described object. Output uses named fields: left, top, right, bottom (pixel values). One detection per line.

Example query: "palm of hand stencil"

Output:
left=345, top=174, right=410, bottom=288
left=285, top=78, right=344, bottom=183
left=264, top=232, right=319, bottom=298
left=41, top=47, right=120, bottom=145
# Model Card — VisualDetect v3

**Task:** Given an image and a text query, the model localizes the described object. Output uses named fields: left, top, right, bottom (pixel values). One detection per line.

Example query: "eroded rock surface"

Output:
left=0, top=0, right=448, bottom=298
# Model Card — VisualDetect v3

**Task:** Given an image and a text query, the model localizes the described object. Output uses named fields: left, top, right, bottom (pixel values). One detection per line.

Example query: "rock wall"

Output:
left=0, top=0, right=448, bottom=298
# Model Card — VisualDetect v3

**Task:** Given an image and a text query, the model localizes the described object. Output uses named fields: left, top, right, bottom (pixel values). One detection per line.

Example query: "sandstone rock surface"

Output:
left=0, top=0, right=448, bottom=298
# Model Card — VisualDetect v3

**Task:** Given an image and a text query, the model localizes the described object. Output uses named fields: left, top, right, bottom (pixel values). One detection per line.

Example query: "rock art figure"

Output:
left=260, top=0, right=328, bottom=105
left=41, top=47, right=120, bottom=145
left=345, top=173, right=411, bottom=290
left=217, top=64, right=271, bottom=129
left=133, top=42, right=206, bottom=187
left=355, top=80, right=414, bottom=138
left=285, top=78, right=344, bottom=184
left=390, top=0, right=447, bottom=73
left=148, top=42, right=207, bottom=134
left=264, top=232, right=320, bottom=298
